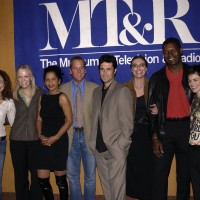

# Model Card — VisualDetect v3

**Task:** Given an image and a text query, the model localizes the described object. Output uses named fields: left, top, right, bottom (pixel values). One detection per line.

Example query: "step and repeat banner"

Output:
left=14, top=0, right=200, bottom=87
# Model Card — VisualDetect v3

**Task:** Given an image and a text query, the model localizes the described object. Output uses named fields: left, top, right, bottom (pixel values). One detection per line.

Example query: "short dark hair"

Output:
left=162, top=37, right=182, bottom=50
left=43, top=65, right=63, bottom=84
left=70, top=56, right=86, bottom=69
left=0, top=70, right=12, bottom=100
left=130, top=55, right=148, bottom=68
left=188, top=65, right=200, bottom=76
left=98, top=54, right=117, bottom=69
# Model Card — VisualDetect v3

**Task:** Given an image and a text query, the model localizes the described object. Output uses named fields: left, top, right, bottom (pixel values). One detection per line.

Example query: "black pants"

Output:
left=189, top=145, right=200, bottom=200
left=152, top=120, right=190, bottom=200
left=10, top=140, right=43, bottom=200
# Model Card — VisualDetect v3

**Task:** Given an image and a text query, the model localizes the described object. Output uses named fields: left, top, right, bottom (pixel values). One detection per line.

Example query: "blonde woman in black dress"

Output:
left=37, top=66, right=72, bottom=200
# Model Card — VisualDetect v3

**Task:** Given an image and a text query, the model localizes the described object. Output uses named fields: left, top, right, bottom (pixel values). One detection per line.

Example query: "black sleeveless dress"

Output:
left=37, top=93, right=68, bottom=171
left=126, top=95, right=154, bottom=199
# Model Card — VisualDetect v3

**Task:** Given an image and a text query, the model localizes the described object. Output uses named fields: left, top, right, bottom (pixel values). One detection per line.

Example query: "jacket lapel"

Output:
left=101, top=80, right=117, bottom=110
left=83, top=81, right=90, bottom=116
left=66, top=82, right=73, bottom=111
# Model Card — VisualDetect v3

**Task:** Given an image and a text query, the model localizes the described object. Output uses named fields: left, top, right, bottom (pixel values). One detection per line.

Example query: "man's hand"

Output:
left=152, top=136, right=164, bottom=157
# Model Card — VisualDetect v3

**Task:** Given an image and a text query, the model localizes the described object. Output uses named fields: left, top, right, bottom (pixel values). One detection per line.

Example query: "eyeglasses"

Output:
left=131, top=63, right=146, bottom=69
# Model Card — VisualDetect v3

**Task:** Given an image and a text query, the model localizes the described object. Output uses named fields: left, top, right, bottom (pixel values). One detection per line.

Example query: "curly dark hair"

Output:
left=43, top=65, right=63, bottom=84
left=188, top=65, right=200, bottom=76
left=0, top=70, right=12, bottom=100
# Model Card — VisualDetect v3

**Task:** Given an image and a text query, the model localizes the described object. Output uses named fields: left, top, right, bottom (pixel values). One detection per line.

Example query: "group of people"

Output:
left=0, top=37, right=200, bottom=200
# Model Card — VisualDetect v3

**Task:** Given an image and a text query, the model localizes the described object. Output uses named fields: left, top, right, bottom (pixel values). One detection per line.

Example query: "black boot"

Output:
left=38, top=177, right=54, bottom=200
left=55, top=175, right=68, bottom=200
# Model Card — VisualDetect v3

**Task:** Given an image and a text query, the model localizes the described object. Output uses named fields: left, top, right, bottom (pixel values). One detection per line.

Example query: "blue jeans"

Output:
left=0, top=139, right=6, bottom=200
left=67, top=131, right=96, bottom=200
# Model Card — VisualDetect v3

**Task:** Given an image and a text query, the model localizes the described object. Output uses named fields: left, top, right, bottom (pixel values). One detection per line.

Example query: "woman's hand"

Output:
left=39, top=134, right=48, bottom=145
left=150, top=104, right=158, bottom=115
left=45, top=135, right=59, bottom=146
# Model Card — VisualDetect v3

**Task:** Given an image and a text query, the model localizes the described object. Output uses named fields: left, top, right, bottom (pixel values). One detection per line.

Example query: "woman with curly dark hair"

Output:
left=37, top=65, right=72, bottom=200
left=0, top=70, right=15, bottom=200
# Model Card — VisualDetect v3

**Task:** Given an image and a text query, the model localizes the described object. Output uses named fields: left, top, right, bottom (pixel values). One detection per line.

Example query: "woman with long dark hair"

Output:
left=0, top=70, right=15, bottom=200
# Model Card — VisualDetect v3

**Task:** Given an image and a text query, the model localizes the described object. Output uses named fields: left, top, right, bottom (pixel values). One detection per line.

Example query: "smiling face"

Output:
left=17, top=68, right=32, bottom=89
left=45, top=71, right=60, bottom=94
left=70, top=59, right=86, bottom=84
left=188, top=73, right=200, bottom=97
left=100, top=62, right=116, bottom=88
left=131, top=58, right=147, bottom=79
left=163, top=42, right=183, bottom=67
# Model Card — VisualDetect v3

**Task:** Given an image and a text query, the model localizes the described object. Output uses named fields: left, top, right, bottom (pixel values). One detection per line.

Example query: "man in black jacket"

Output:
left=148, top=37, right=193, bottom=200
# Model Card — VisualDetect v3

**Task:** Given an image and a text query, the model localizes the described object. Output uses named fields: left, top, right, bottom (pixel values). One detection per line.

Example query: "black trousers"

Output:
left=152, top=120, right=190, bottom=200
left=10, top=140, right=43, bottom=200
left=189, top=145, right=200, bottom=200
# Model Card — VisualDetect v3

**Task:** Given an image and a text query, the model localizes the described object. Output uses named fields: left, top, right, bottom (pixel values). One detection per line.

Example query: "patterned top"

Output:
left=0, top=99, right=16, bottom=137
left=190, top=94, right=200, bottom=145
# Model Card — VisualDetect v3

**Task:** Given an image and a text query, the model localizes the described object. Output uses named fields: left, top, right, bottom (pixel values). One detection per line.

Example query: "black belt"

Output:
left=73, top=127, right=84, bottom=132
left=0, top=136, right=6, bottom=141
left=167, top=116, right=190, bottom=121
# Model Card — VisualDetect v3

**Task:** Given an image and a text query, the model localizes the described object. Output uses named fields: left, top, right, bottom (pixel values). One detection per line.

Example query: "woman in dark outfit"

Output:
left=37, top=66, right=72, bottom=200
left=124, top=55, right=157, bottom=200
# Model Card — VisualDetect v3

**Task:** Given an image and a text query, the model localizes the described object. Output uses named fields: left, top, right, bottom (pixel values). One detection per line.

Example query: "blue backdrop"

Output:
left=14, top=0, right=200, bottom=87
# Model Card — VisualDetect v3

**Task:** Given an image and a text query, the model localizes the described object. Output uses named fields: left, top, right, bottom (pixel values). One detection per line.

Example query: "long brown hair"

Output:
left=0, top=70, right=12, bottom=100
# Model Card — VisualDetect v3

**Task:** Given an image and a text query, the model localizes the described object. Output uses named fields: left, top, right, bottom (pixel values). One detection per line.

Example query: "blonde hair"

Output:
left=13, top=64, right=38, bottom=100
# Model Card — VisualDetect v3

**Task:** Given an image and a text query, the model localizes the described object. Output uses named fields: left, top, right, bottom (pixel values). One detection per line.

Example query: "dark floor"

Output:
left=2, top=193, right=105, bottom=200
left=2, top=193, right=194, bottom=200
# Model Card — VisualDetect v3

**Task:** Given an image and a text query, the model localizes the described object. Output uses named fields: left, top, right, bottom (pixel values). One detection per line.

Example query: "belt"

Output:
left=0, top=136, right=6, bottom=141
left=73, top=127, right=84, bottom=132
left=166, top=116, right=190, bottom=121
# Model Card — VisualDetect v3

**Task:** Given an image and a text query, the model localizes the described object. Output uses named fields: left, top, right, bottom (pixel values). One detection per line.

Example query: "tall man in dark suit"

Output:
left=148, top=38, right=193, bottom=200
left=89, top=54, right=134, bottom=200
